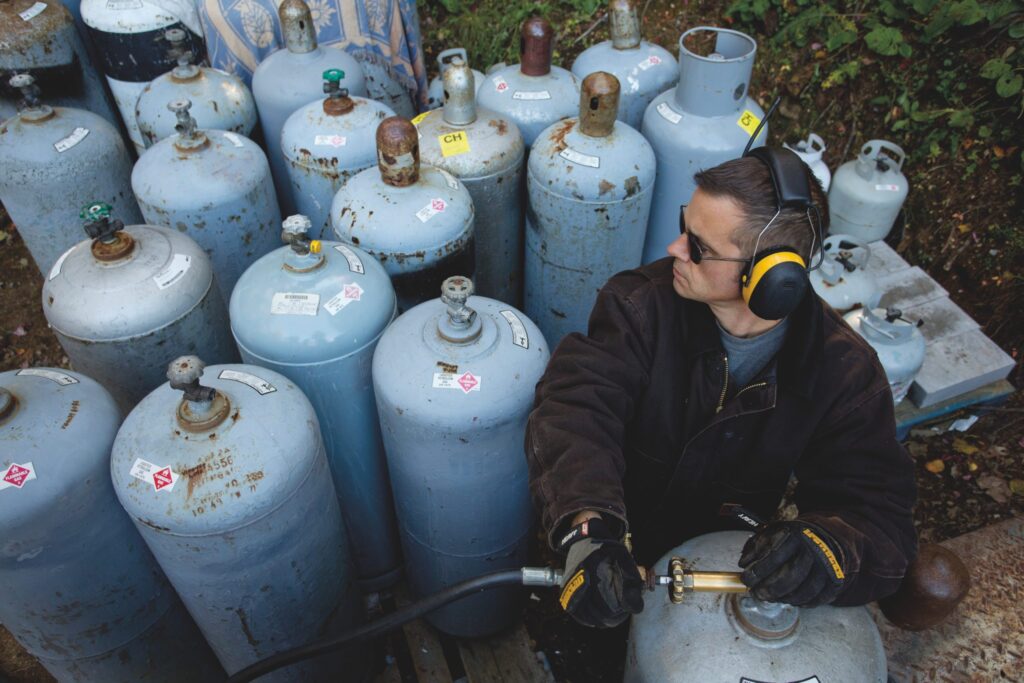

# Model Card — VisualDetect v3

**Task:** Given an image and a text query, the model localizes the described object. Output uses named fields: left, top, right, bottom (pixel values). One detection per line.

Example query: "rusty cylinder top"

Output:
left=279, top=0, right=317, bottom=54
left=878, top=544, right=971, bottom=631
left=376, top=117, right=419, bottom=187
left=442, top=57, right=477, bottom=126
left=520, top=17, right=554, bottom=77
left=609, top=0, right=642, bottom=49
left=578, top=72, right=620, bottom=138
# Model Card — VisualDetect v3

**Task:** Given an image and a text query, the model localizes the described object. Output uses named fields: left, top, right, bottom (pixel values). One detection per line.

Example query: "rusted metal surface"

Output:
left=278, top=0, right=316, bottom=53
left=89, top=230, right=135, bottom=261
left=609, top=0, right=641, bottom=49
left=879, top=544, right=971, bottom=631
left=578, top=72, right=619, bottom=137
left=377, top=116, right=420, bottom=187
left=520, top=17, right=553, bottom=77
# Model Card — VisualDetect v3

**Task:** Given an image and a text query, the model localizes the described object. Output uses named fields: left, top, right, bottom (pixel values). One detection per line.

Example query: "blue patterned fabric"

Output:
left=198, top=0, right=427, bottom=107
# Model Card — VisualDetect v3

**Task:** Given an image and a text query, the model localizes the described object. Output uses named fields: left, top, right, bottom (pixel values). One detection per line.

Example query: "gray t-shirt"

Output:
left=717, top=317, right=790, bottom=389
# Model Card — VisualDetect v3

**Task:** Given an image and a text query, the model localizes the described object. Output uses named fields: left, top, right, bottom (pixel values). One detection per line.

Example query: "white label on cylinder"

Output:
left=334, top=244, right=364, bottom=274
left=439, top=169, right=460, bottom=191
left=152, top=253, right=191, bottom=290
left=18, top=2, right=47, bottom=20
left=129, top=458, right=178, bottom=492
left=512, top=90, right=551, bottom=100
left=218, top=369, right=277, bottom=395
left=323, top=282, right=364, bottom=315
left=656, top=102, right=682, bottom=124
left=637, top=54, right=663, bottom=71
left=222, top=132, right=245, bottom=148
left=500, top=310, right=530, bottom=349
left=493, top=76, right=509, bottom=93
left=53, top=127, right=89, bottom=153
left=48, top=245, right=76, bottom=280
left=875, top=184, right=901, bottom=191
left=432, top=371, right=481, bottom=393
left=270, top=292, right=320, bottom=316
left=416, top=198, right=447, bottom=223
left=16, top=368, right=78, bottom=385
left=559, top=147, right=600, bottom=169
left=314, top=134, right=347, bottom=147
left=106, top=0, right=143, bottom=8
left=0, top=463, right=37, bottom=492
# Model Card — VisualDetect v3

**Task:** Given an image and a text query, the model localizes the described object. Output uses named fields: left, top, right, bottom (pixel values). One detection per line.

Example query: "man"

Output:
left=525, top=154, right=917, bottom=628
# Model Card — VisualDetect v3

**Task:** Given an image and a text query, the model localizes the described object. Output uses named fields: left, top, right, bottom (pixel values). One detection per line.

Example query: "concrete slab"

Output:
left=910, top=329, right=1016, bottom=407
left=878, top=267, right=949, bottom=310
left=865, top=239, right=911, bottom=277
left=902, top=296, right=980, bottom=344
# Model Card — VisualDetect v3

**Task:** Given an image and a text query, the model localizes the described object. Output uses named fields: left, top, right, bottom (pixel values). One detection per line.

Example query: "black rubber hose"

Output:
left=226, top=569, right=525, bottom=683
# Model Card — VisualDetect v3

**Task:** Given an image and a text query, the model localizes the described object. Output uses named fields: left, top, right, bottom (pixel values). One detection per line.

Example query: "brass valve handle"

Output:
left=640, top=559, right=748, bottom=604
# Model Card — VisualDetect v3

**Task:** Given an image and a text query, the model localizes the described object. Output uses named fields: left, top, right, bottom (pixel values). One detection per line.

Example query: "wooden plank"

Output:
left=894, top=379, right=1014, bottom=440
left=373, top=656, right=403, bottom=683
left=460, top=622, right=555, bottom=683
left=394, top=586, right=454, bottom=682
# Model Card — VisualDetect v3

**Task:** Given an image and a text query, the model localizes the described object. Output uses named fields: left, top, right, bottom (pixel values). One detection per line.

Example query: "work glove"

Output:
left=738, top=520, right=847, bottom=606
left=557, top=517, right=644, bottom=628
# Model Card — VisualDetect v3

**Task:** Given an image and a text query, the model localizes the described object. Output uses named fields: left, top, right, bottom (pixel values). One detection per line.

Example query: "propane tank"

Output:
left=80, top=0, right=205, bottom=155
left=570, top=0, right=678, bottom=131
left=809, top=234, right=881, bottom=314
left=252, top=0, right=367, bottom=216
left=784, top=132, right=831, bottom=191
left=625, top=531, right=887, bottom=683
left=525, top=72, right=655, bottom=347
left=282, top=69, right=395, bottom=238
left=829, top=140, right=909, bottom=242
left=372, top=277, right=549, bottom=637
left=0, top=0, right=120, bottom=132
left=42, top=202, right=239, bottom=414
left=132, top=99, right=282, bottom=304
left=0, top=74, right=142, bottom=275
left=331, top=117, right=475, bottom=312
left=0, top=368, right=225, bottom=683
left=135, top=28, right=257, bottom=148
left=425, top=48, right=486, bottom=110
left=843, top=307, right=926, bottom=405
left=476, top=17, right=580, bottom=148
left=416, top=59, right=526, bottom=306
left=641, top=27, right=767, bottom=264
left=110, top=356, right=366, bottom=680
left=230, top=215, right=402, bottom=590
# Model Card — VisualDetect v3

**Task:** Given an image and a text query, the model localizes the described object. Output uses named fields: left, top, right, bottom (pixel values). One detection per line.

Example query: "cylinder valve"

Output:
left=168, top=356, right=230, bottom=431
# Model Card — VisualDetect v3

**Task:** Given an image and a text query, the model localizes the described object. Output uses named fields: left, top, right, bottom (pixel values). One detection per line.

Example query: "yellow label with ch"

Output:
left=737, top=110, right=762, bottom=136
left=439, top=131, right=471, bottom=157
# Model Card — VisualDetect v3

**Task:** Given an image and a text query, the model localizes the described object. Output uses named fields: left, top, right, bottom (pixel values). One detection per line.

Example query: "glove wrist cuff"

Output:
left=557, top=517, right=621, bottom=554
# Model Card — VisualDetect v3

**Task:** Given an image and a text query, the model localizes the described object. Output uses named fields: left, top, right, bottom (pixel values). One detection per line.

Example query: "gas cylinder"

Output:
left=0, top=0, right=120, bottom=132
left=843, top=307, right=926, bottom=405
left=42, top=202, right=238, bottom=414
left=0, top=74, right=142, bottom=275
left=570, top=0, right=677, bottom=131
left=80, top=0, right=205, bottom=154
left=331, top=117, right=475, bottom=312
left=784, top=132, right=831, bottom=191
left=829, top=140, right=909, bottom=242
left=0, top=368, right=224, bottom=682
left=230, top=215, right=401, bottom=590
left=282, top=69, right=395, bottom=238
left=132, top=99, right=282, bottom=304
left=625, top=531, right=887, bottom=683
left=425, top=47, right=486, bottom=110
left=476, top=17, right=580, bottom=148
left=372, top=277, right=549, bottom=637
left=110, top=356, right=366, bottom=680
left=809, top=234, right=881, bottom=314
left=525, top=72, right=655, bottom=347
left=252, top=0, right=367, bottom=216
left=135, top=28, right=257, bottom=148
left=416, top=58, right=525, bottom=306
left=641, top=26, right=767, bottom=264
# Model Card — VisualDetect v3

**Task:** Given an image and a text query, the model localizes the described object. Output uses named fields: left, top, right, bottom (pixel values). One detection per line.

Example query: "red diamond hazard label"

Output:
left=129, top=458, right=178, bottom=492
left=1, top=463, right=35, bottom=491
left=343, top=284, right=362, bottom=301
left=457, top=372, right=479, bottom=393
left=153, top=467, right=175, bottom=491
left=431, top=198, right=446, bottom=212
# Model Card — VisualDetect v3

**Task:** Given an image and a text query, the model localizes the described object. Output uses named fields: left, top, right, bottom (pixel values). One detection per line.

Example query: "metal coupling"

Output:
left=168, top=356, right=231, bottom=432
left=521, top=567, right=563, bottom=587
left=520, top=17, right=554, bottom=77
left=579, top=72, right=619, bottom=138
left=168, top=356, right=216, bottom=403
left=322, top=69, right=354, bottom=115
left=279, top=0, right=317, bottom=54
left=609, top=0, right=642, bottom=50
left=9, top=73, right=40, bottom=109
left=441, top=276, right=476, bottom=326
left=667, top=557, right=747, bottom=603
left=166, top=28, right=199, bottom=80
left=81, top=201, right=136, bottom=260
left=376, top=117, right=420, bottom=187
left=169, top=99, right=208, bottom=150
left=442, top=57, right=477, bottom=126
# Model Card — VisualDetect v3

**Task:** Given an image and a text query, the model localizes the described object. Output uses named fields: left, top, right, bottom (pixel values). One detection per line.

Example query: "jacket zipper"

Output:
left=733, top=381, right=769, bottom=401
left=715, top=354, right=729, bottom=414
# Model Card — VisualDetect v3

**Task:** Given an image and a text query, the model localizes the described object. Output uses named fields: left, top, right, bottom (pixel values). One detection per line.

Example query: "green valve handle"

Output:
left=323, top=69, right=345, bottom=82
left=80, top=202, right=112, bottom=221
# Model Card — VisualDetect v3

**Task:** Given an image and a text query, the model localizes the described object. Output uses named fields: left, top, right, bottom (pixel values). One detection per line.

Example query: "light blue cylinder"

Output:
left=110, top=362, right=365, bottom=681
left=230, top=236, right=402, bottom=589
left=476, top=66, right=580, bottom=148
left=571, top=42, right=677, bottom=130
left=0, top=368, right=223, bottom=683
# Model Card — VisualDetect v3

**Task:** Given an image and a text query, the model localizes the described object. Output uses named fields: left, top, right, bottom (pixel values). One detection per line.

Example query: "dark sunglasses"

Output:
left=678, top=205, right=750, bottom=265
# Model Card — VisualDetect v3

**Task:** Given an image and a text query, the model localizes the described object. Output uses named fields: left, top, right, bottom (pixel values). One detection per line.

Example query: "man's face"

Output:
left=667, top=188, right=749, bottom=304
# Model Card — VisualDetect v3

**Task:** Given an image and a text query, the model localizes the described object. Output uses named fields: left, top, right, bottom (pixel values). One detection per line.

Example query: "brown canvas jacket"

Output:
left=525, top=258, right=918, bottom=606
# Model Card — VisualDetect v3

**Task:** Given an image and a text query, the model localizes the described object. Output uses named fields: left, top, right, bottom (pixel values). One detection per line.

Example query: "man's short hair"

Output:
left=693, top=156, right=829, bottom=263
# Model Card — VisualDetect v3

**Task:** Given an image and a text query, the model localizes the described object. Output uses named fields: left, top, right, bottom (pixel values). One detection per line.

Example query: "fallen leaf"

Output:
left=1010, top=480, right=1024, bottom=496
left=925, top=459, right=945, bottom=474
left=907, top=442, right=928, bottom=458
left=952, top=438, right=979, bottom=456
left=12, top=326, right=26, bottom=337
left=968, top=462, right=979, bottom=472
left=977, top=475, right=1011, bottom=504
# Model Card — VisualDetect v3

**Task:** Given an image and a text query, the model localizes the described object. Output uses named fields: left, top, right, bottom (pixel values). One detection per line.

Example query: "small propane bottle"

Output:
left=42, top=202, right=239, bottom=414
left=282, top=69, right=395, bottom=238
left=135, top=28, right=258, bottom=148
left=81, top=0, right=206, bottom=154
left=372, top=277, right=549, bottom=637
left=252, top=0, right=367, bottom=216
left=625, top=531, right=888, bottom=683
left=476, top=17, right=580, bottom=148
left=416, top=58, right=526, bottom=306
left=0, top=0, right=120, bottom=132
left=829, top=139, right=909, bottom=242
left=809, top=234, right=882, bottom=314
left=425, top=48, right=486, bottom=110
left=132, top=98, right=282, bottom=304
left=110, top=356, right=366, bottom=681
left=641, top=26, right=767, bottom=263
left=784, top=132, right=831, bottom=191
left=230, top=215, right=402, bottom=590
left=331, top=116, right=476, bottom=312
left=843, top=306, right=926, bottom=405
left=571, top=0, right=678, bottom=131
left=0, top=74, right=142, bottom=276
left=0, top=368, right=225, bottom=683
left=525, top=72, right=655, bottom=347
